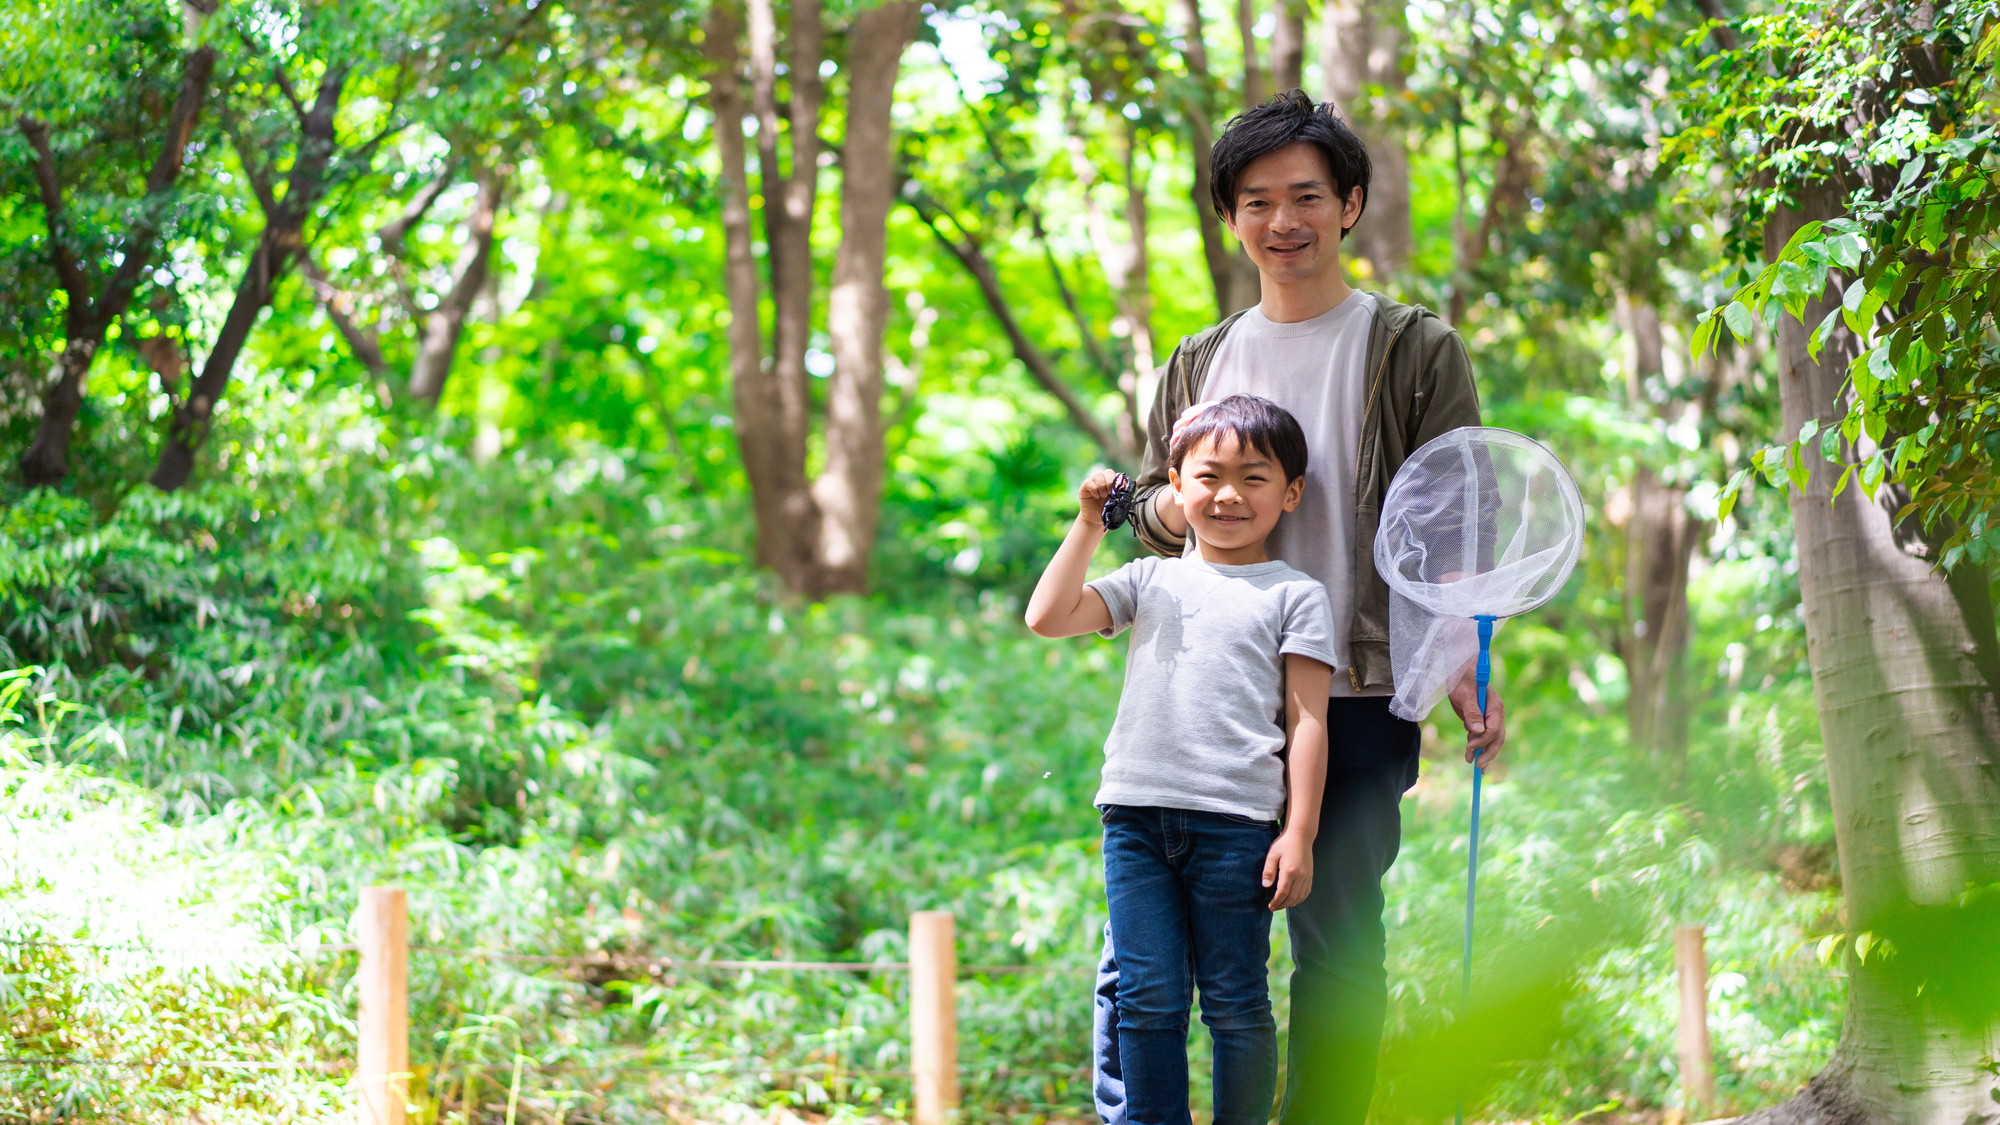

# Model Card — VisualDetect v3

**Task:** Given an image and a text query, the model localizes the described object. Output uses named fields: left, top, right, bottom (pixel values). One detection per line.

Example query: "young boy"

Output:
left=1025, top=393, right=1334, bottom=1125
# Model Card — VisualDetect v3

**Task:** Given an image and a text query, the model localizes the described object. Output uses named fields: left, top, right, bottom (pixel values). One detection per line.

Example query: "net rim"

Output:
left=1375, top=425, right=1585, bottom=620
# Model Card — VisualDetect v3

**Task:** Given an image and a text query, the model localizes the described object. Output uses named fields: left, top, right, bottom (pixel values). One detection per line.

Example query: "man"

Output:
left=1093, top=89, right=1507, bottom=1125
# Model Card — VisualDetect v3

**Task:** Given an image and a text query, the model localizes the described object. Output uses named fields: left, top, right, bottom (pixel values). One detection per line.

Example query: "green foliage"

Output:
left=1677, top=0, right=2000, bottom=568
left=0, top=370, right=1846, bottom=1119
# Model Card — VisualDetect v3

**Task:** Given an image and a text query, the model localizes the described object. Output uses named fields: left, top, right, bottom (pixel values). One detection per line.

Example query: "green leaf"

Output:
left=1717, top=468, right=1751, bottom=522
left=1831, top=463, right=1855, bottom=501
left=1723, top=300, right=1755, bottom=340
left=1691, top=311, right=1718, bottom=359
left=1787, top=445, right=1811, bottom=494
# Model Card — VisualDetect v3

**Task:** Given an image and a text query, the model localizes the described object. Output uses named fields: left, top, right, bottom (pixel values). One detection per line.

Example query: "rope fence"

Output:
left=0, top=898, right=1729, bottom=1124
left=0, top=889, right=1096, bottom=1125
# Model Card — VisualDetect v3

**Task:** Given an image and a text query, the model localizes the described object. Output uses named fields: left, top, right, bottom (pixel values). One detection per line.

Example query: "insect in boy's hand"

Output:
left=1100, top=472, right=1136, bottom=532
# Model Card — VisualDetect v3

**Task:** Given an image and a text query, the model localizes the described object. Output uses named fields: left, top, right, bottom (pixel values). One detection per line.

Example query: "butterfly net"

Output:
left=1373, top=427, right=1585, bottom=721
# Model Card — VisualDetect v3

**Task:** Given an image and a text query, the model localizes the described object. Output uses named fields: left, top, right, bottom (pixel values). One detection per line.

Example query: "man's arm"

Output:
left=1130, top=347, right=1190, bottom=556
left=1419, top=326, right=1509, bottom=764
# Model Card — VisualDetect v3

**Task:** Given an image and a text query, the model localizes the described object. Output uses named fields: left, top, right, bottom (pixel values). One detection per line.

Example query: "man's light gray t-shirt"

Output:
left=1086, top=555, right=1336, bottom=821
left=1201, top=290, right=1388, bottom=697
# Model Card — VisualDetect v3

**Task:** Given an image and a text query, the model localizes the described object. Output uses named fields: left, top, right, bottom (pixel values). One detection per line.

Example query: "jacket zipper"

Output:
left=1351, top=316, right=1409, bottom=691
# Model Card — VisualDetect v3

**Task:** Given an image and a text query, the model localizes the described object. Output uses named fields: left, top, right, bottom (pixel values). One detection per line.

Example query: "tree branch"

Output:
left=299, top=245, right=388, bottom=377
left=17, top=116, right=95, bottom=318
left=908, top=187, right=1128, bottom=463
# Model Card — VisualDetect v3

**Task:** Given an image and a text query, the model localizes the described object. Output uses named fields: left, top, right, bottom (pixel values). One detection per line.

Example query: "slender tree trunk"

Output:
left=151, top=65, right=346, bottom=491
left=1117, top=123, right=1158, bottom=454
left=407, top=164, right=505, bottom=404
left=1615, top=297, right=1699, bottom=778
left=1739, top=184, right=2000, bottom=1125
left=17, top=44, right=216, bottom=486
left=1175, top=0, right=1253, bottom=318
left=1238, top=0, right=1267, bottom=106
left=1272, top=0, right=1305, bottom=94
left=1320, top=0, right=1411, bottom=284
left=809, top=0, right=920, bottom=596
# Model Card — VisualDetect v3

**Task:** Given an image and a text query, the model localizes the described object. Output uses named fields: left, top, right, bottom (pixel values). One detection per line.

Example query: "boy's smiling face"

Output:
left=1168, top=430, right=1304, bottom=566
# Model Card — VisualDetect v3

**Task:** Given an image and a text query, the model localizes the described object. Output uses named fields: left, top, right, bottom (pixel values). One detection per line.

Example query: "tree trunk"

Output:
left=151, top=65, right=346, bottom=491
left=1320, top=0, right=1412, bottom=284
left=1272, top=0, right=1305, bottom=94
left=1739, top=183, right=2000, bottom=1125
left=407, top=164, right=505, bottom=404
left=1175, top=0, right=1252, bottom=318
left=809, top=0, right=920, bottom=596
left=17, top=44, right=216, bottom=487
left=735, top=0, right=822, bottom=590
left=1237, top=0, right=1267, bottom=107
left=1614, top=297, right=1699, bottom=778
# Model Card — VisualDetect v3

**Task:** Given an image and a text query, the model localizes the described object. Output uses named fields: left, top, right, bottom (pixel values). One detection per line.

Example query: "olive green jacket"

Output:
left=1129, top=293, right=1484, bottom=692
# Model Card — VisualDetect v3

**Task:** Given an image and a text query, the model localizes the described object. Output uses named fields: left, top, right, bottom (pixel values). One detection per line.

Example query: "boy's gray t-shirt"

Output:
left=1086, top=555, right=1336, bottom=821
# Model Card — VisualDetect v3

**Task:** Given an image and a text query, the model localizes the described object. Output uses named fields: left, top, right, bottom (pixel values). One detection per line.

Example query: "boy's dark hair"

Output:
left=1169, top=394, right=1310, bottom=483
left=1209, top=88, right=1371, bottom=235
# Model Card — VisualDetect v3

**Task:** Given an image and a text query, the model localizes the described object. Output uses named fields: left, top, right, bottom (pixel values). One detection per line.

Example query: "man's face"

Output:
left=1224, top=141, right=1364, bottom=288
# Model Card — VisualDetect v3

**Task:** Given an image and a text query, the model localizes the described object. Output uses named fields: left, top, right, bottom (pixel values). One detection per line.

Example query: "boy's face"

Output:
left=1168, top=431, right=1303, bottom=564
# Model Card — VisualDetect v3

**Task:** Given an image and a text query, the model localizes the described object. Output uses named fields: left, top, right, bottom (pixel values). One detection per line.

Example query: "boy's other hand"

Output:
left=1077, top=469, right=1124, bottom=528
left=1263, top=829, right=1314, bottom=910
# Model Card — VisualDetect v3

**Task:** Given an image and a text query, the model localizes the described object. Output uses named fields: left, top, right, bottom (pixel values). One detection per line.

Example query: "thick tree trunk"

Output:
left=151, top=65, right=346, bottom=491
left=17, top=44, right=216, bottom=486
left=809, top=0, right=920, bottom=597
left=736, top=0, right=822, bottom=590
left=1741, top=186, right=2000, bottom=1125
left=407, top=165, right=505, bottom=404
left=1320, top=0, right=1412, bottom=284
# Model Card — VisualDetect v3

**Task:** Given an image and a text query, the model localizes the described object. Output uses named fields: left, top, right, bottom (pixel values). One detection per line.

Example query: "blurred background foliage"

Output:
left=1, top=0, right=1994, bottom=1121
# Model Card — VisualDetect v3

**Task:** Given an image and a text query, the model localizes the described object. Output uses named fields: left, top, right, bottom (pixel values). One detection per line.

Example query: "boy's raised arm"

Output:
left=1024, top=470, right=1123, bottom=639
left=1265, top=652, right=1331, bottom=910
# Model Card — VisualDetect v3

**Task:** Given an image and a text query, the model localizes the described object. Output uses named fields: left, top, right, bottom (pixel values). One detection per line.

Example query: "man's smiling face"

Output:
left=1224, top=141, right=1363, bottom=289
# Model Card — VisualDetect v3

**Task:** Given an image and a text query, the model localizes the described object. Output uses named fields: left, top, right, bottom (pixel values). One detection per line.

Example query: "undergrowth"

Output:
left=0, top=384, right=1843, bottom=1122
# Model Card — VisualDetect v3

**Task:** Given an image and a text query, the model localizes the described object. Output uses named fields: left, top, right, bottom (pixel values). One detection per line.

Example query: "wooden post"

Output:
left=910, top=910, right=958, bottom=1125
left=1674, top=924, right=1716, bottom=1116
left=358, top=887, right=409, bottom=1125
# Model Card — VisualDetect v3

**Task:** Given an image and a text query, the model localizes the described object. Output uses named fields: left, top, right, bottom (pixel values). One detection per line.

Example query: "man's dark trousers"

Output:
left=1092, top=697, right=1420, bottom=1125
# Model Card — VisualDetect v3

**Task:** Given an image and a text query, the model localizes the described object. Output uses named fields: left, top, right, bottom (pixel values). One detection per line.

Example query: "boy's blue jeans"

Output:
left=1097, top=803, right=1280, bottom=1125
left=1095, top=698, right=1421, bottom=1125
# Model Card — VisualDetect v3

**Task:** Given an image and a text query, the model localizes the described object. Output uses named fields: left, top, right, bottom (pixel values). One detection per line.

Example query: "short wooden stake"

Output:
left=358, top=887, right=410, bottom=1125
left=910, top=911, right=958, bottom=1125
left=1674, top=924, right=1716, bottom=1115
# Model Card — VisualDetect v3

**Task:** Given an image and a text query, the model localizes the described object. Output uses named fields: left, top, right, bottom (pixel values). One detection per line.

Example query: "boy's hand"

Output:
left=1077, top=469, right=1125, bottom=527
left=1262, top=828, right=1315, bottom=910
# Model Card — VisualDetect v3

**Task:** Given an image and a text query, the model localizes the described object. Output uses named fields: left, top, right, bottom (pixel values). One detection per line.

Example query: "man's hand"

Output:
left=1446, top=670, right=1506, bottom=768
left=1263, top=828, right=1314, bottom=910
left=1171, top=400, right=1220, bottom=446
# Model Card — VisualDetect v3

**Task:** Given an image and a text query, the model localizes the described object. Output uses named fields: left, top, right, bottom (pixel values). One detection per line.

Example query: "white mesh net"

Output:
left=1373, top=427, right=1585, bottom=721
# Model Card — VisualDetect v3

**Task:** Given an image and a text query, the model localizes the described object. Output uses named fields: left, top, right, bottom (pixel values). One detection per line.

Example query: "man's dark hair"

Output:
left=1209, top=88, right=1371, bottom=234
left=1169, top=394, right=1310, bottom=483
